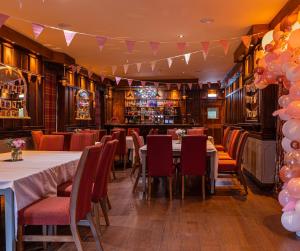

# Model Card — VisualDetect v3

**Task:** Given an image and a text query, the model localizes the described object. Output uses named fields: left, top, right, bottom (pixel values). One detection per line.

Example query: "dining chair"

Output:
left=17, top=145, right=104, bottom=251
left=31, top=130, right=43, bottom=150
left=147, top=135, right=174, bottom=200
left=218, top=131, right=249, bottom=195
left=99, top=135, right=116, bottom=179
left=99, top=129, right=107, bottom=142
left=131, top=131, right=144, bottom=193
left=92, top=140, right=118, bottom=227
left=69, top=133, right=95, bottom=151
left=127, top=127, right=140, bottom=136
left=167, top=128, right=178, bottom=140
left=180, top=135, right=207, bottom=200
left=84, top=129, right=100, bottom=142
left=112, top=129, right=127, bottom=169
left=218, top=129, right=242, bottom=160
left=187, top=128, right=204, bottom=136
left=215, top=127, right=231, bottom=151
left=148, top=128, right=159, bottom=135
left=38, top=135, right=64, bottom=151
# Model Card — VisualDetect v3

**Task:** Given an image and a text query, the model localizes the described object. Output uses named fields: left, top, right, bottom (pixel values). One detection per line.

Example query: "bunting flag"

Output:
left=128, top=79, right=133, bottom=86
left=154, top=82, right=159, bottom=88
left=32, top=23, right=44, bottom=39
left=184, top=53, right=191, bottom=64
left=88, top=70, right=93, bottom=78
left=96, top=36, right=107, bottom=51
left=141, top=81, right=146, bottom=87
left=63, top=30, right=76, bottom=46
left=149, top=41, right=160, bottom=55
left=150, top=61, right=156, bottom=71
left=124, top=64, right=129, bottom=74
left=208, top=82, right=211, bottom=88
left=100, top=75, right=105, bottom=83
left=219, top=39, right=229, bottom=55
left=136, top=63, right=142, bottom=72
left=188, top=83, right=193, bottom=90
left=167, top=58, right=173, bottom=68
left=115, top=76, right=121, bottom=85
left=18, top=78, right=22, bottom=85
left=0, top=13, right=9, bottom=28
left=201, top=41, right=210, bottom=59
left=125, top=40, right=135, bottom=53
left=112, top=65, right=117, bottom=75
left=176, top=83, right=181, bottom=91
left=177, top=42, right=187, bottom=53
left=70, top=65, right=77, bottom=73
left=76, top=65, right=81, bottom=74
left=198, top=82, right=203, bottom=89
left=241, top=35, right=251, bottom=49
left=166, top=83, right=171, bottom=90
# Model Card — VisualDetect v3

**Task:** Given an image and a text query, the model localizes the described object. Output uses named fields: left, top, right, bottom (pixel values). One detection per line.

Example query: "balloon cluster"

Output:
left=254, top=12, right=300, bottom=237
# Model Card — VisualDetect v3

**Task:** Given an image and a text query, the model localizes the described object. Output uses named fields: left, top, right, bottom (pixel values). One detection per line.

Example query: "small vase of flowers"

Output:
left=175, top=129, right=186, bottom=143
left=7, top=138, right=25, bottom=161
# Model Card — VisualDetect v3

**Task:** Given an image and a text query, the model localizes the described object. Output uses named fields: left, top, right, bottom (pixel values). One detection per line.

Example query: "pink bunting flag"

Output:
left=100, top=75, right=105, bottom=83
left=124, top=64, right=129, bottom=74
left=201, top=41, right=210, bottom=59
left=241, top=35, right=251, bottom=49
left=177, top=42, right=187, bottom=54
left=198, top=82, right=203, bottom=89
left=184, top=53, right=191, bottom=64
left=115, top=77, right=121, bottom=85
left=0, top=13, right=9, bottom=28
left=112, top=65, right=117, bottom=75
left=128, top=79, right=133, bottom=86
left=166, top=83, right=171, bottom=90
left=207, top=82, right=211, bottom=88
left=70, top=65, right=77, bottom=73
left=140, top=81, right=146, bottom=87
left=88, top=70, right=93, bottom=78
left=125, top=40, right=135, bottom=53
left=63, top=30, right=76, bottom=46
left=76, top=65, right=81, bottom=74
left=154, top=82, right=159, bottom=88
left=150, top=61, right=156, bottom=71
left=136, top=63, right=142, bottom=72
left=149, top=41, right=160, bottom=55
left=176, top=83, right=181, bottom=91
left=219, top=39, right=229, bottom=55
left=32, top=23, right=44, bottom=39
left=167, top=58, right=173, bottom=68
left=188, top=83, right=193, bottom=90
left=96, top=36, right=107, bottom=51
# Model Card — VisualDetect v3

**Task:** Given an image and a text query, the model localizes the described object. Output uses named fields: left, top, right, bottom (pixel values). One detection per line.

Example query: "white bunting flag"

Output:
left=115, top=77, right=121, bottom=85
left=150, top=61, right=156, bottom=71
left=136, top=63, right=142, bottom=72
left=184, top=53, right=191, bottom=64
left=124, top=64, right=129, bottom=74
left=63, top=30, right=76, bottom=46
left=167, top=58, right=173, bottom=68
left=112, top=65, right=117, bottom=75
left=188, top=83, right=193, bottom=90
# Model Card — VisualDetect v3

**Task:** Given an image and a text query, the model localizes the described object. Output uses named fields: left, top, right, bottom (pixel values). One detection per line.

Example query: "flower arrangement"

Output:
left=175, top=129, right=185, bottom=137
left=7, top=138, right=25, bottom=161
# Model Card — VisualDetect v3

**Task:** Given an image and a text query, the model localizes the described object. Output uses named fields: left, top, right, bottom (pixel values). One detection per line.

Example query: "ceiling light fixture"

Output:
left=178, top=34, right=184, bottom=38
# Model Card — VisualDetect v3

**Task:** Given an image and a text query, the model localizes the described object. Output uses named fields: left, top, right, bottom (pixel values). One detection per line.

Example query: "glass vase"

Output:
left=11, top=148, right=22, bottom=161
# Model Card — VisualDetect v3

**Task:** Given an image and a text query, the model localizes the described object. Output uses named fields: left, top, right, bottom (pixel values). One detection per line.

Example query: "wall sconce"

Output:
left=207, top=89, right=217, bottom=98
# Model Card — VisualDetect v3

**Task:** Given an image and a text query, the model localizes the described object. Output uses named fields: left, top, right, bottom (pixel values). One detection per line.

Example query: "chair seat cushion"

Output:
left=215, top=145, right=225, bottom=151
left=18, top=197, right=70, bottom=225
left=57, top=181, right=73, bottom=197
left=218, top=159, right=237, bottom=172
left=218, top=152, right=232, bottom=160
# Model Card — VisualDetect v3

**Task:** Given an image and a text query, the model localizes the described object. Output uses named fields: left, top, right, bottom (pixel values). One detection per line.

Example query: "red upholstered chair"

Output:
left=148, top=128, right=159, bottom=135
left=99, top=129, right=107, bottom=142
left=127, top=128, right=140, bottom=136
left=17, top=145, right=104, bottom=251
left=31, top=130, right=43, bottom=150
left=187, top=128, right=204, bottom=136
left=69, top=133, right=95, bottom=151
left=147, top=135, right=174, bottom=200
left=131, top=131, right=145, bottom=193
left=84, top=129, right=100, bottom=142
left=218, top=129, right=242, bottom=160
left=112, top=128, right=127, bottom=169
left=180, top=136, right=207, bottom=200
left=167, top=128, right=178, bottom=140
left=215, top=127, right=231, bottom=151
left=218, top=131, right=249, bottom=194
left=92, top=140, right=119, bottom=227
left=38, top=135, right=64, bottom=151
left=100, top=135, right=112, bottom=145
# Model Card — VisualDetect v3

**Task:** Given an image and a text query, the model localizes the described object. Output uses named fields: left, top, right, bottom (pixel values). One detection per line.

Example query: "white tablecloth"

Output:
left=126, top=136, right=144, bottom=164
left=140, top=140, right=218, bottom=194
left=0, top=151, right=81, bottom=230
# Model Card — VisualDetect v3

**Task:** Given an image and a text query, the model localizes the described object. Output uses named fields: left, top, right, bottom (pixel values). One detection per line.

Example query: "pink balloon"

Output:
left=290, top=85, right=300, bottom=100
left=279, top=188, right=297, bottom=207
left=265, top=52, right=280, bottom=65
left=281, top=211, right=300, bottom=232
left=287, top=178, right=300, bottom=199
left=284, top=151, right=300, bottom=166
left=278, top=95, right=292, bottom=108
left=286, top=65, right=300, bottom=82
left=279, top=51, right=292, bottom=65
left=282, top=201, right=297, bottom=212
left=264, top=70, right=277, bottom=83
left=282, top=137, right=293, bottom=153
left=273, top=108, right=291, bottom=121
left=286, top=101, right=300, bottom=118
left=288, top=29, right=300, bottom=49
left=282, top=119, right=300, bottom=139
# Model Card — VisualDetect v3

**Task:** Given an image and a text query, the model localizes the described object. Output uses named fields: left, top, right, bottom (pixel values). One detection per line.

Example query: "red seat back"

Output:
left=227, top=130, right=242, bottom=159
left=148, top=128, right=159, bottom=135
left=147, top=135, right=173, bottom=177
left=167, top=128, right=178, bottom=140
left=70, top=145, right=103, bottom=222
left=112, top=129, right=126, bottom=155
left=181, top=136, right=207, bottom=176
left=70, top=133, right=95, bottom=151
left=31, top=130, right=43, bottom=150
left=222, top=127, right=231, bottom=147
left=39, top=135, right=64, bottom=151
left=127, top=128, right=140, bottom=136
left=100, top=135, right=113, bottom=145
left=132, top=131, right=143, bottom=159
left=99, top=129, right=107, bottom=142
left=187, top=128, right=204, bottom=136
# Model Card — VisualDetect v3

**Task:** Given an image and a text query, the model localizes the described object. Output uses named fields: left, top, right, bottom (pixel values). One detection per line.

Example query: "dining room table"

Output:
left=140, top=139, right=218, bottom=195
left=0, top=150, right=82, bottom=251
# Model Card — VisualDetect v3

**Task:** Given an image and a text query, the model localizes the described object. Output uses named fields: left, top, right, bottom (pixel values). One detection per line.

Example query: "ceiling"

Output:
left=0, top=0, right=288, bottom=82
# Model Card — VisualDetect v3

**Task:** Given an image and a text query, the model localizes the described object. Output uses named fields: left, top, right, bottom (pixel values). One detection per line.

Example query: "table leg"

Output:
left=0, top=188, right=16, bottom=251
left=141, top=151, right=146, bottom=194
left=210, top=152, right=216, bottom=194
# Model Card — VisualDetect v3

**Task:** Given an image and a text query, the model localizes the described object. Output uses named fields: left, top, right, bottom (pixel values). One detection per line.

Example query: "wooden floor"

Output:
left=6, top=170, right=300, bottom=251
